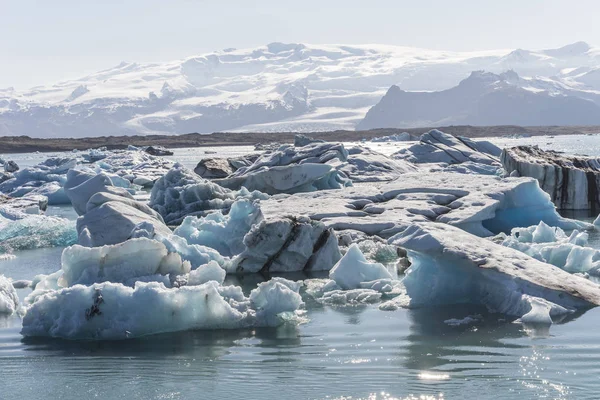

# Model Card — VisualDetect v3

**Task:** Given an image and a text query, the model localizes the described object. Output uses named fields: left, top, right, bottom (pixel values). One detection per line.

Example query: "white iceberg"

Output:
left=393, top=130, right=501, bottom=167
left=60, top=238, right=191, bottom=287
left=385, top=222, right=600, bottom=323
left=187, top=261, right=226, bottom=285
left=21, top=277, right=303, bottom=340
left=329, top=244, right=393, bottom=290
left=0, top=275, right=19, bottom=315
left=500, top=221, right=600, bottom=274
left=150, top=164, right=267, bottom=225
left=259, top=171, right=588, bottom=239
left=174, top=199, right=263, bottom=257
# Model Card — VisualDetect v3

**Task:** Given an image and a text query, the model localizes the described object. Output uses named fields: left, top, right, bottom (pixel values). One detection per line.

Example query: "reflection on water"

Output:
left=2, top=298, right=600, bottom=399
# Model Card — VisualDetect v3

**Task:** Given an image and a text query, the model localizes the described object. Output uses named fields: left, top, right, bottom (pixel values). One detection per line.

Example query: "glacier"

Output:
left=4, top=42, right=600, bottom=136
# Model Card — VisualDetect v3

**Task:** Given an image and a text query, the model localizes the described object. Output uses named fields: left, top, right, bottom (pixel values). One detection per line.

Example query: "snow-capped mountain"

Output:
left=3, top=41, right=600, bottom=137
left=357, top=70, right=600, bottom=129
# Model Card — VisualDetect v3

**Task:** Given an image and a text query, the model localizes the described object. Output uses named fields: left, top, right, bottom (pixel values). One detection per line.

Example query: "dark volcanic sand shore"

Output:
left=0, top=125, right=598, bottom=154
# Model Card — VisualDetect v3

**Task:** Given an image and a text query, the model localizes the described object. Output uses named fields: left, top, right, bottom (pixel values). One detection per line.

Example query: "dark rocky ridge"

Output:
left=1, top=125, right=599, bottom=154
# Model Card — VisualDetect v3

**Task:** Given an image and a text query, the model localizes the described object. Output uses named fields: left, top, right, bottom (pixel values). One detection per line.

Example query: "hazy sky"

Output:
left=2, top=0, right=599, bottom=89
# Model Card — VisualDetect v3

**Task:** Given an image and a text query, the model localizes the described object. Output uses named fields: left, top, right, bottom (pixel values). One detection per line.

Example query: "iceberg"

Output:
left=217, top=163, right=350, bottom=195
left=77, top=200, right=172, bottom=247
left=393, top=130, right=501, bottom=165
left=0, top=157, right=78, bottom=203
left=501, top=145, right=600, bottom=210
left=150, top=164, right=267, bottom=225
left=371, top=132, right=413, bottom=142
left=0, top=275, right=19, bottom=315
left=64, top=170, right=135, bottom=216
left=338, top=146, right=418, bottom=183
left=230, top=216, right=341, bottom=274
left=385, top=222, right=600, bottom=322
left=259, top=171, right=588, bottom=239
left=21, top=278, right=303, bottom=340
left=329, top=244, right=393, bottom=290
left=60, top=238, right=191, bottom=287
left=0, top=194, right=48, bottom=220
left=500, top=221, right=600, bottom=274
left=174, top=199, right=263, bottom=257
left=187, top=261, right=226, bottom=285
left=0, top=214, right=77, bottom=253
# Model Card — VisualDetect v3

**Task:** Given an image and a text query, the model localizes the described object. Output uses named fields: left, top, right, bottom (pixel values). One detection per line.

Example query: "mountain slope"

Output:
left=357, top=71, right=600, bottom=129
left=3, top=42, right=600, bottom=137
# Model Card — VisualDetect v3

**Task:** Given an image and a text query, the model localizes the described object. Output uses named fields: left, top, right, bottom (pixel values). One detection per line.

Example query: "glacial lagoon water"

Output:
left=2, top=135, right=600, bottom=400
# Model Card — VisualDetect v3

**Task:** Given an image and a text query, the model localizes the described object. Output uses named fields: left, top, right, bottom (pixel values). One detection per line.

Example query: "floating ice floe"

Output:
left=217, top=139, right=416, bottom=186
left=259, top=171, right=588, bottom=238
left=92, top=149, right=174, bottom=188
left=194, top=154, right=261, bottom=179
left=229, top=215, right=342, bottom=274
left=501, top=145, right=600, bottom=209
left=499, top=221, right=600, bottom=275
left=393, top=129, right=502, bottom=174
left=329, top=244, right=393, bottom=290
left=0, top=275, right=19, bottom=315
left=0, top=194, right=48, bottom=220
left=371, top=132, right=413, bottom=142
left=174, top=199, right=263, bottom=257
left=150, top=164, right=267, bottom=225
left=21, top=277, right=303, bottom=340
left=60, top=238, right=191, bottom=287
left=4, top=160, right=19, bottom=173
left=0, top=214, right=77, bottom=253
left=383, top=222, right=600, bottom=323
left=0, top=157, right=76, bottom=204
left=65, top=169, right=172, bottom=246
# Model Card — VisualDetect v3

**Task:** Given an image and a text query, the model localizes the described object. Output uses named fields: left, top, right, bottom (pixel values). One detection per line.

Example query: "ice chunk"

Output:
left=371, top=132, right=412, bottom=142
left=59, top=238, right=191, bottom=287
left=157, top=233, right=227, bottom=270
left=0, top=214, right=77, bottom=253
left=249, top=278, right=304, bottom=325
left=329, top=244, right=393, bottom=290
left=174, top=199, right=263, bottom=257
left=22, top=278, right=303, bottom=340
left=65, top=171, right=134, bottom=216
left=150, top=164, right=267, bottom=225
left=217, top=163, right=351, bottom=195
left=259, top=171, right=590, bottom=240
left=502, top=145, right=600, bottom=210
left=393, top=130, right=501, bottom=167
left=187, top=261, right=226, bottom=285
left=230, top=217, right=341, bottom=274
left=0, top=275, right=19, bottom=314
left=77, top=201, right=172, bottom=247
left=0, top=194, right=48, bottom=220
left=387, top=222, right=600, bottom=320
left=501, top=222, right=600, bottom=274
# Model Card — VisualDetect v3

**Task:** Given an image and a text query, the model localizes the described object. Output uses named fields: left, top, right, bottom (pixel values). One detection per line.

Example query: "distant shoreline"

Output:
left=1, top=125, right=598, bottom=154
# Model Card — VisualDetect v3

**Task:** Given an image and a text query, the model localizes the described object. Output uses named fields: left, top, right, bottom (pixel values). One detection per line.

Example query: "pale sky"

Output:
left=2, top=0, right=599, bottom=89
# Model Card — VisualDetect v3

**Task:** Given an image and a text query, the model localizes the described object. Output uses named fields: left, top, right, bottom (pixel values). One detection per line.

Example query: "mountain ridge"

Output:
left=2, top=41, right=600, bottom=137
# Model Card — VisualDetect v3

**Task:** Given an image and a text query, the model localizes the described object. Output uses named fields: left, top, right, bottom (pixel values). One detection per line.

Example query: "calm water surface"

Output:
left=2, top=136, right=600, bottom=399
